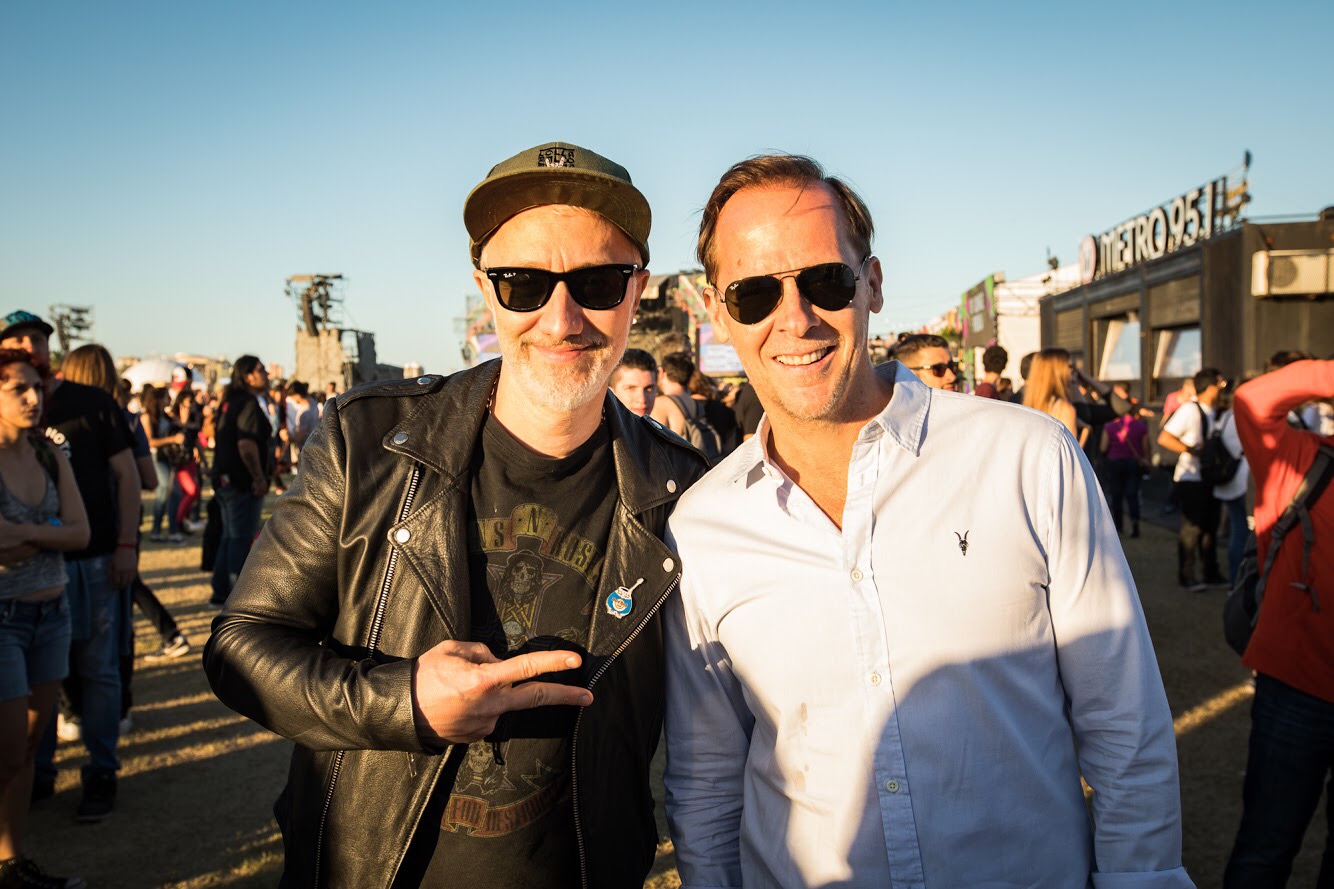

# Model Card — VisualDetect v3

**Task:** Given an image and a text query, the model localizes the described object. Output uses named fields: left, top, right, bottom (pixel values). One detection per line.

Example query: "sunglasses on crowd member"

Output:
left=717, top=256, right=871, bottom=325
left=908, top=361, right=958, bottom=378
left=483, top=264, right=641, bottom=313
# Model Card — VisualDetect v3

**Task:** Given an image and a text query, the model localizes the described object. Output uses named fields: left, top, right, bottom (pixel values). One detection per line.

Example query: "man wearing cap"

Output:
left=1, top=311, right=140, bottom=822
left=205, top=142, right=705, bottom=888
left=661, top=155, right=1192, bottom=888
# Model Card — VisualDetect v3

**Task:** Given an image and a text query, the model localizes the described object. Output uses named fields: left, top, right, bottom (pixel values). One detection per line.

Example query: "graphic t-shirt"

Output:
left=418, top=414, right=615, bottom=889
left=44, top=380, right=132, bottom=559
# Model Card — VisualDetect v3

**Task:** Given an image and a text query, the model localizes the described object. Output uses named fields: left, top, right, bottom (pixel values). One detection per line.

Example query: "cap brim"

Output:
left=0, top=320, right=55, bottom=341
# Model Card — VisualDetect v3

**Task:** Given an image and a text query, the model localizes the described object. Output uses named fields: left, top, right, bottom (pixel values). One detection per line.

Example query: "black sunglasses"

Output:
left=908, top=361, right=958, bottom=378
left=719, top=256, right=870, bottom=325
left=483, top=264, right=640, bottom=313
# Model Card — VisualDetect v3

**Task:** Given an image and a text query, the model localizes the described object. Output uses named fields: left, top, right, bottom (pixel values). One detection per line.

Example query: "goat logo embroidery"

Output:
left=954, top=531, right=969, bottom=556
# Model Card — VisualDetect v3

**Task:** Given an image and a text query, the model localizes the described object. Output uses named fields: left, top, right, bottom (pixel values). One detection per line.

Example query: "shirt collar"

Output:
left=732, top=360, right=932, bottom=489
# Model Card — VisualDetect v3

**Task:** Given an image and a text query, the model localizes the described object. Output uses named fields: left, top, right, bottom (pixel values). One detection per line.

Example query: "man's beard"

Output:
left=500, top=332, right=618, bottom=414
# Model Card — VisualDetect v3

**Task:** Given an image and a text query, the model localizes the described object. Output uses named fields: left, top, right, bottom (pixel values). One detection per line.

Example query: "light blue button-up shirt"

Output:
left=663, top=362, right=1193, bottom=889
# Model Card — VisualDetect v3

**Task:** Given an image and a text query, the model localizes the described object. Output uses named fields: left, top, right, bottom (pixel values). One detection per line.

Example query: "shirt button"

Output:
left=393, top=528, right=411, bottom=544
left=392, top=432, right=409, bottom=445
left=666, top=479, right=678, bottom=494
left=885, top=779, right=900, bottom=793
left=663, top=558, right=675, bottom=573
left=869, top=672, right=882, bottom=686
left=850, top=569, right=864, bottom=582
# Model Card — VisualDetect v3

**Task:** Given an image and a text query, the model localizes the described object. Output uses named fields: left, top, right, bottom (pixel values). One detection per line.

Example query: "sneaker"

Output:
left=118, top=713, right=133, bottom=735
left=148, top=532, right=166, bottom=543
left=146, top=633, right=190, bottom=660
left=75, top=766, right=116, bottom=823
left=167, top=532, right=187, bottom=545
left=55, top=713, right=81, bottom=742
left=0, top=857, right=86, bottom=888
left=182, top=519, right=206, bottom=534
left=1188, top=582, right=1209, bottom=593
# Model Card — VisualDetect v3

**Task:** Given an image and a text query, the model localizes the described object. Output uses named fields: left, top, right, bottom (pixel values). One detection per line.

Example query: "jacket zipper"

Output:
left=312, top=463, right=423, bottom=888
left=571, top=575, right=679, bottom=889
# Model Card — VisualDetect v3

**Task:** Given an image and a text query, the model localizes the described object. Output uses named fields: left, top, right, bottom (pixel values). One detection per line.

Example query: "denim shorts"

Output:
left=0, top=594, right=72, bottom=701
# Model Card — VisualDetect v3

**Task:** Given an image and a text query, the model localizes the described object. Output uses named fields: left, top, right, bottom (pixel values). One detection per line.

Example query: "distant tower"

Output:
left=48, top=304, right=94, bottom=357
left=286, top=275, right=384, bottom=391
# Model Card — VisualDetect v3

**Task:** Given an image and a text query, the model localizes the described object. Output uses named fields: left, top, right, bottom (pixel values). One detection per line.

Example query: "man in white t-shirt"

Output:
left=1158, top=368, right=1227, bottom=590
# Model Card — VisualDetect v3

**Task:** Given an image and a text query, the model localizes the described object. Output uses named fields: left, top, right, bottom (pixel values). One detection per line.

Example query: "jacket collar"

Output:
left=383, top=358, right=684, bottom=517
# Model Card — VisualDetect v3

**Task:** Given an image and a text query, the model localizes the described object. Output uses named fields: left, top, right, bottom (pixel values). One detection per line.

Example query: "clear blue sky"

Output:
left=2, top=0, right=1329, bottom=374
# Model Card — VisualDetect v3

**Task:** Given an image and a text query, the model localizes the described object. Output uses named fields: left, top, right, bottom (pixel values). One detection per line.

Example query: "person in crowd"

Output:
left=60, top=347, right=190, bottom=741
left=1300, top=398, right=1334, bottom=436
left=730, top=379, right=763, bottom=440
left=203, top=141, right=705, bottom=889
left=1101, top=399, right=1151, bottom=537
left=267, top=379, right=290, bottom=494
left=169, top=387, right=204, bottom=535
left=2, top=311, right=138, bottom=824
left=1163, top=376, right=1195, bottom=422
left=1210, top=383, right=1252, bottom=584
left=608, top=348, right=657, bottom=417
left=650, top=350, right=696, bottom=436
left=663, top=153, right=1191, bottom=888
left=997, top=376, right=1014, bottom=399
left=138, top=385, right=187, bottom=544
left=0, top=348, right=89, bottom=889
left=688, top=369, right=741, bottom=456
left=893, top=333, right=958, bottom=392
left=1224, top=358, right=1334, bottom=887
left=284, top=381, right=318, bottom=470
left=1023, top=348, right=1084, bottom=443
left=208, top=355, right=272, bottom=608
left=1012, top=350, right=1036, bottom=403
left=114, top=379, right=158, bottom=495
left=974, top=344, right=1008, bottom=399
left=1158, top=368, right=1228, bottom=591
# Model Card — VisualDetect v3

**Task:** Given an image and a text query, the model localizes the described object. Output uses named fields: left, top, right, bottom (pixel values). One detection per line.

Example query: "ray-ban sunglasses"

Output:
left=715, top=256, right=870, bottom=325
left=483, top=264, right=641, bottom=312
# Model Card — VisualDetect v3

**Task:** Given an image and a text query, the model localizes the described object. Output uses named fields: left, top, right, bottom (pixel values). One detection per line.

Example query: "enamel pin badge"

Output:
left=606, top=578, right=644, bottom=619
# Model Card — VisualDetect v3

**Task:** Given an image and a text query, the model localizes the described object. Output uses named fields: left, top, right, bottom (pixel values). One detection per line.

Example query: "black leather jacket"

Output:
left=204, top=361, right=706, bottom=889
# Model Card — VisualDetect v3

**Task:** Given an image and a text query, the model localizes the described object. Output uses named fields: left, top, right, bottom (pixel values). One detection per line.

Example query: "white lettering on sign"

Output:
left=1087, top=178, right=1225, bottom=282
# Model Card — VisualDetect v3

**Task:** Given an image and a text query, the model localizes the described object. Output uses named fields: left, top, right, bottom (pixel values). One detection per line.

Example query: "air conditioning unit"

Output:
left=1252, top=249, right=1334, bottom=297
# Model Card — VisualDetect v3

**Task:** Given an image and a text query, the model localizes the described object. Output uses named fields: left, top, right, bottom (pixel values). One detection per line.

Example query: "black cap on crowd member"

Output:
left=1, top=310, right=55, bottom=342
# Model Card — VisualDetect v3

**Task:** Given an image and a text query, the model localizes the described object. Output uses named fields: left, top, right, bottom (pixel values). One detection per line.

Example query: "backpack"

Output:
left=1223, top=443, right=1334, bottom=656
left=667, top=394, right=722, bottom=465
left=1197, top=404, right=1241, bottom=486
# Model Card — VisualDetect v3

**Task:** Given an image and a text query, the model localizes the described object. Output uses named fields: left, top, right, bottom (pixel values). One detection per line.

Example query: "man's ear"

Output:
left=473, top=268, right=498, bottom=317
left=866, top=256, right=885, bottom=315
left=704, top=285, right=734, bottom=344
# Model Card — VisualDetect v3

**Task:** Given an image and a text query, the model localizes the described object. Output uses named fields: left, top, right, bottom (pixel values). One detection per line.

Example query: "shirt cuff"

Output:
left=1092, top=867, right=1196, bottom=889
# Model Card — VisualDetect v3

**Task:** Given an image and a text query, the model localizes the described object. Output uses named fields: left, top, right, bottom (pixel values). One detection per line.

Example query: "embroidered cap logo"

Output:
left=954, top=531, right=969, bottom=556
left=537, top=147, right=576, bottom=168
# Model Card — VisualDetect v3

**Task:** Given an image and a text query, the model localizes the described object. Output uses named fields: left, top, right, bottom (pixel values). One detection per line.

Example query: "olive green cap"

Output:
left=464, top=141, right=651, bottom=267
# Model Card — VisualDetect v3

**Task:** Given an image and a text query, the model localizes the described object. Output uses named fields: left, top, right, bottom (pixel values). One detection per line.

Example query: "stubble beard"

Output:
left=503, top=333, right=618, bottom=415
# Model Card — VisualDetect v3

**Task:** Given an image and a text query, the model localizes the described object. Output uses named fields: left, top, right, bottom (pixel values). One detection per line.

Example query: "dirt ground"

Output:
left=30, top=511, right=1324, bottom=887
